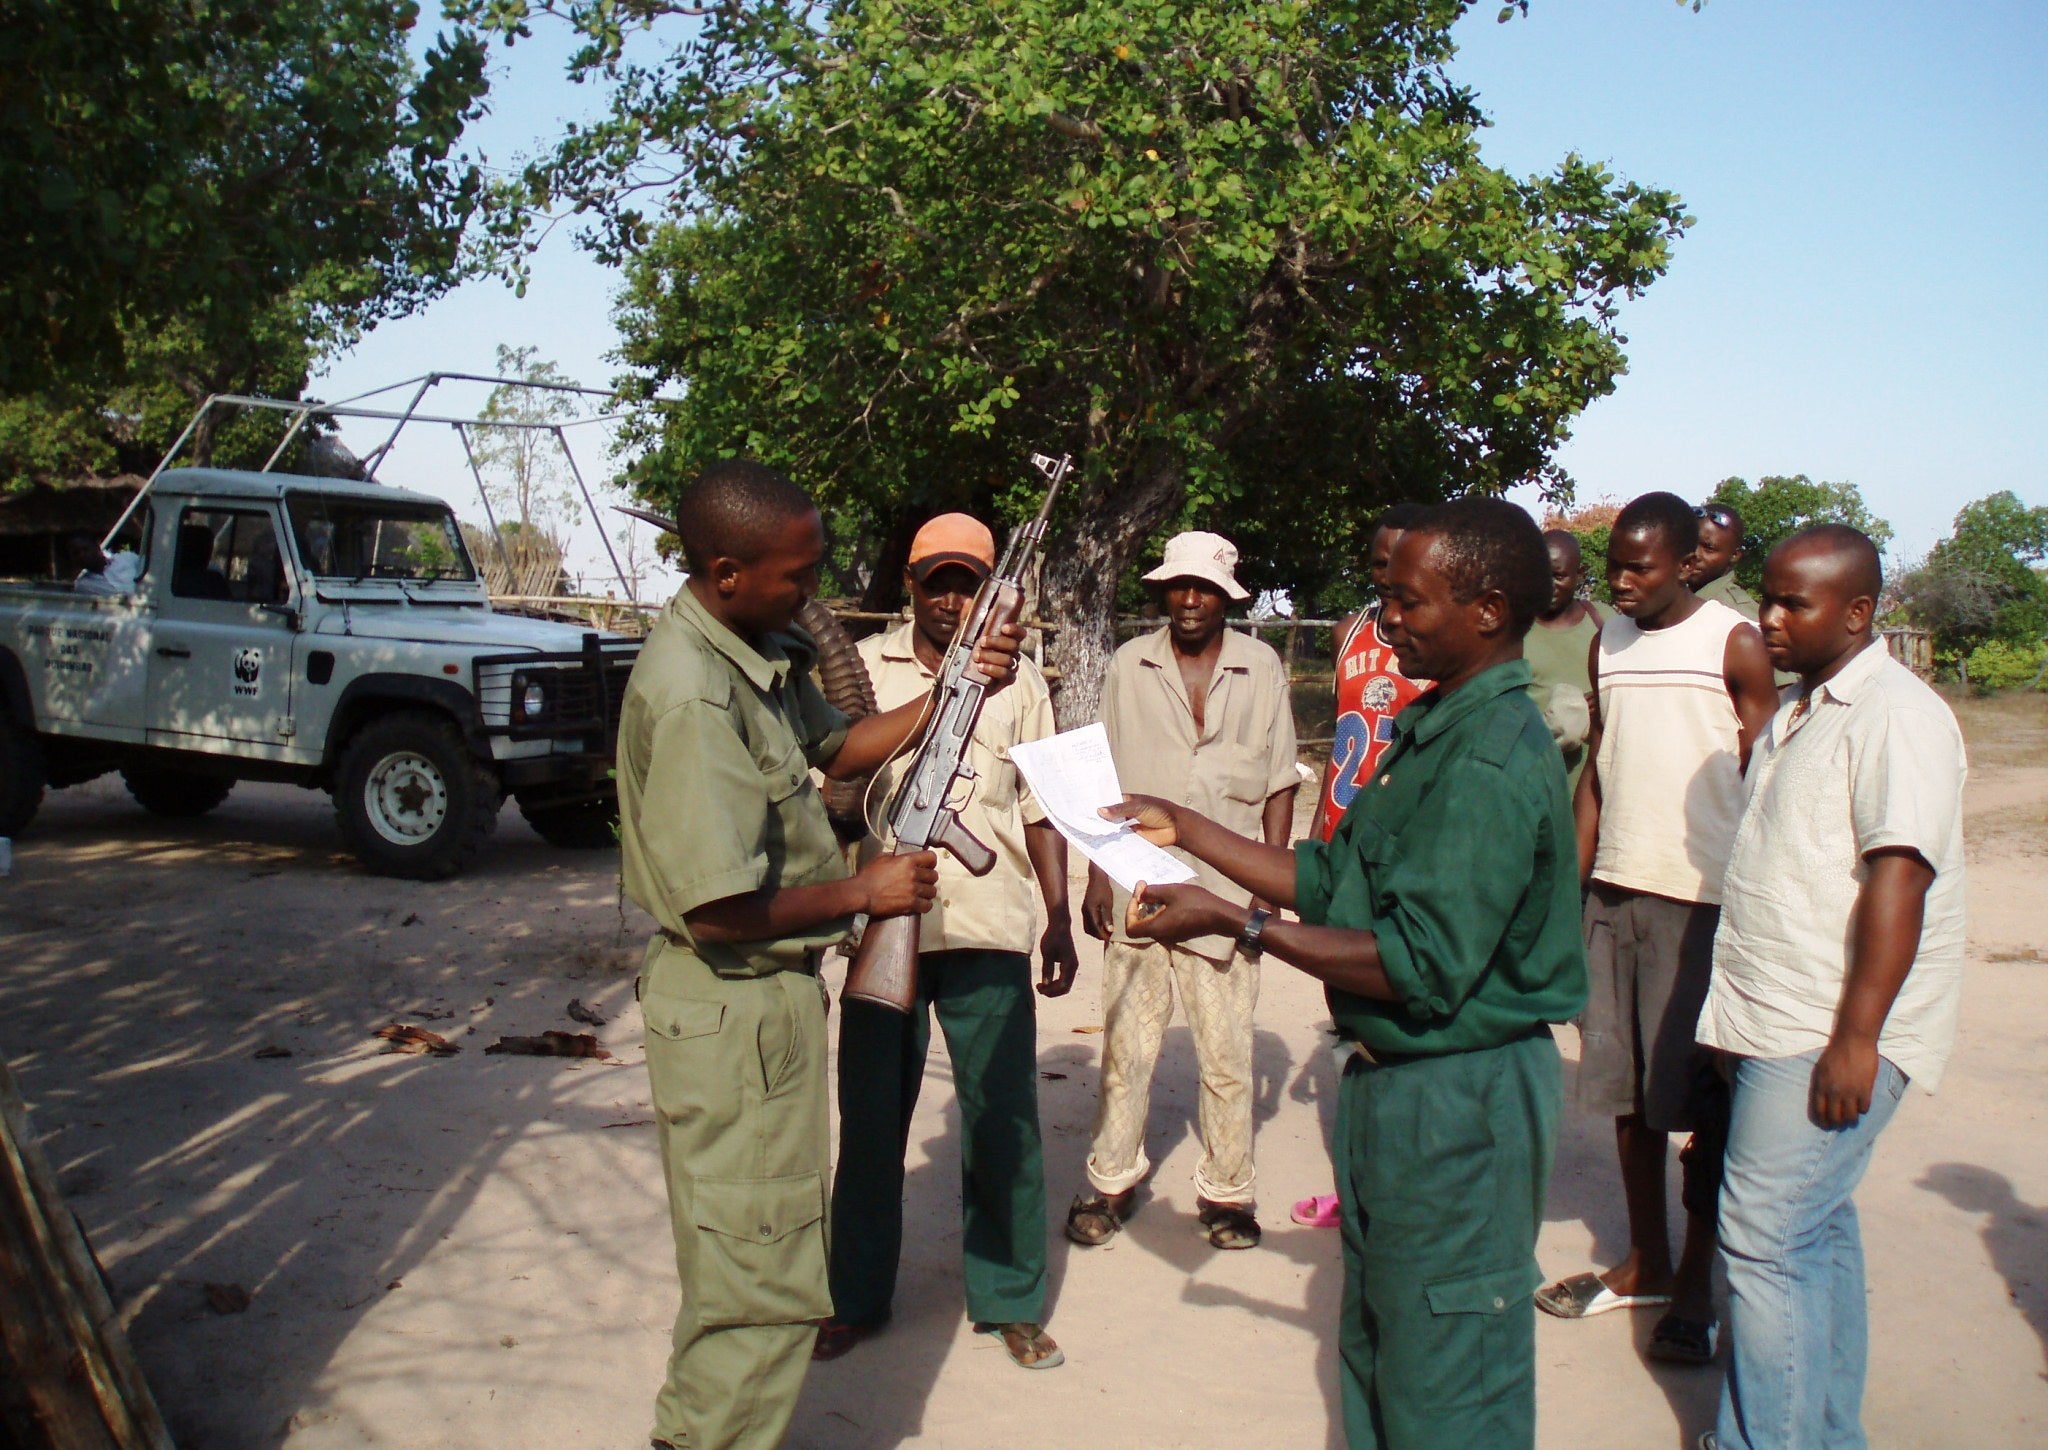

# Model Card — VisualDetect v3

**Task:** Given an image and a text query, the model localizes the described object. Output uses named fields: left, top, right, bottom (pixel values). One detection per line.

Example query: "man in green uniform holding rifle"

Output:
left=617, top=459, right=1022, bottom=1450
left=1106, top=497, right=1587, bottom=1449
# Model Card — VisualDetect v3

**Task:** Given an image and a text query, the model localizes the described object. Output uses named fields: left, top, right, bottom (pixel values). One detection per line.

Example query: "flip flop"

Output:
left=1534, top=1271, right=1673, bottom=1319
left=1647, top=1312, right=1721, bottom=1365
left=976, top=1320, right=1065, bottom=1370
left=1291, top=1193, right=1342, bottom=1228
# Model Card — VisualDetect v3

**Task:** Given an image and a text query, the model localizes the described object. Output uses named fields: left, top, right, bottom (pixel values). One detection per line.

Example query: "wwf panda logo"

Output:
left=234, top=648, right=262, bottom=685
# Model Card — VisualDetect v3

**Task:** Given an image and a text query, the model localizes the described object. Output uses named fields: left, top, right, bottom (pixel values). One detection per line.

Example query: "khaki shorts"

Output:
left=1573, top=882, right=1721, bottom=1133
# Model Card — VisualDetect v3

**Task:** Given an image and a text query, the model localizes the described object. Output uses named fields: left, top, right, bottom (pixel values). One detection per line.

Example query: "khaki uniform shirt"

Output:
left=617, top=586, right=852, bottom=976
left=860, top=620, right=1055, bottom=955
left=1697, top=570, right=1760, bottom=621
left=1100, top=627, right=1300, bottom=960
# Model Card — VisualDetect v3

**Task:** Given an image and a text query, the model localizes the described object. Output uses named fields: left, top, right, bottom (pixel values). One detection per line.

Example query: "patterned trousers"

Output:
left=1084, top=938, right=1259, bottom=1206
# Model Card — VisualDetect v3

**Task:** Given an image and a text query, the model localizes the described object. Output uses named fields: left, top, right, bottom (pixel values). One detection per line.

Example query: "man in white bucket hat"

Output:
left=1066, top=530, right=1299, bottom=1252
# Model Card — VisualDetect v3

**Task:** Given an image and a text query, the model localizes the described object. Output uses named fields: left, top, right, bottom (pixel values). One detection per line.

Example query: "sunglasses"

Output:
left=1694, top=505, right=1739, bottom=530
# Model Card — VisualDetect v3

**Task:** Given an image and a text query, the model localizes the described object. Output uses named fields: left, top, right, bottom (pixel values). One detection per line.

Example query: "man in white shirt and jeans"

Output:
left=1697, top=525, right=1966, bottom=1450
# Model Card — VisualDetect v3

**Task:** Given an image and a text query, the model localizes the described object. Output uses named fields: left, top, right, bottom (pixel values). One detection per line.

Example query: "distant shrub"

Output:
left=1962, top=639, right=2047, bottom=695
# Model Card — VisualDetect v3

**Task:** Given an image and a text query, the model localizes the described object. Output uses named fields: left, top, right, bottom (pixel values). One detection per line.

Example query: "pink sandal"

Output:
left=1290, top=1193, right=1341, bottom=1228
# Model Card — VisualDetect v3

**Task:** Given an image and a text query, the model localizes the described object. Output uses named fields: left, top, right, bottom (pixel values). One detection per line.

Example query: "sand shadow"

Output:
left=2, top=784, right=649, bottom=1447
left=1540, top=1037, right=1726, bottom=1444
left=1920, top=1162, right=2048, bottom=1378
left=789, top=1046, right=967, bottom=1449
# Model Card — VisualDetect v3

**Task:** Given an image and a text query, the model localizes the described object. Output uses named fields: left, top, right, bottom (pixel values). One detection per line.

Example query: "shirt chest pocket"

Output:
left=752, top=738, right=814, bottom=809
left=1343, top=817, right=1404, bottom=919
left=1199, top=741, right=1269, bottom=808
left=970, top=740, right=1017, bottom=815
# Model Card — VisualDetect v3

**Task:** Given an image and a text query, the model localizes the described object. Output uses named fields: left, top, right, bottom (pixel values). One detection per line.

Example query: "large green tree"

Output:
left=1903, top=491, right=2048, bottom=660
left=479, top=0, right=1687, bottom=712
left=0, top=304, right=324, bottom=491
left=1704, top=474, right=1892, bottom=597
left=1, top=0, right=488, bottom=393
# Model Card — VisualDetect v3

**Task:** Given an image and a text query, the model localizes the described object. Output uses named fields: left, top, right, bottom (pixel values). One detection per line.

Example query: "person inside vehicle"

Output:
left=67, top=532, right=142, bottom=597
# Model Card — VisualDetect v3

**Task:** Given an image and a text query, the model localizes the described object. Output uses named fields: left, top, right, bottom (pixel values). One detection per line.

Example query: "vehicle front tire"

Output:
left=334, top=711, right=501, bottom=881
left=517, top=796, right=619, bottom=850
left=122, top=764, right=234, bottom=817
left=0, top=715, right=45, bottom=835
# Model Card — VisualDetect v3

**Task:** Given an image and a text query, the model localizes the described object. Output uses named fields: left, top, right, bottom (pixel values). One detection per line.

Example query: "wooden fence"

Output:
left=486, top=600, right=1944, bottom=745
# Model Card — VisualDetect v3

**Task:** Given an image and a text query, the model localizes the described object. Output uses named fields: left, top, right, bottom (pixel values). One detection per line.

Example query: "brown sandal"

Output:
left=976, top=1320, right=1065, bottom=1370
left=1196, top=1198, right=1262, bottom=1250
left=812, top=1316, right=885, bottom=1360
left=1064, top=1190, right=1134, bottom=1247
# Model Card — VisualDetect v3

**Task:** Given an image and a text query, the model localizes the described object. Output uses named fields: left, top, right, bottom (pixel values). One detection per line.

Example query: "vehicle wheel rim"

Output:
left=364, top=750, right=449, bottom=846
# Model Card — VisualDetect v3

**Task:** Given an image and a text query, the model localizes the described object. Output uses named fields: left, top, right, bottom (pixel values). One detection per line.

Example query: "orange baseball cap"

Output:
left=908, top=513, right=996, bottom=582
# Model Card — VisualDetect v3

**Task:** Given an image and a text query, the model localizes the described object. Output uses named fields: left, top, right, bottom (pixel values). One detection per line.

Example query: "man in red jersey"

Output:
left=1314, top=504, right=1428, bottom=840
left=1294, top=502, right=1426, bottom=1228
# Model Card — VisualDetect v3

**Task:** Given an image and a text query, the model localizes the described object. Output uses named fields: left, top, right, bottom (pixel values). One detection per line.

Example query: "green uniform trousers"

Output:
left=1333, top=1028, right=1561, bottom=1450
left=828, top=948, right=1048, bottom=1328
left=641, top=941, right=834, bottom=1450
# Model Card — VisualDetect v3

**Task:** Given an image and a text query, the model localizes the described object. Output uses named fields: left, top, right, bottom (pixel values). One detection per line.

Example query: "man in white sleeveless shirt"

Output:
left=1535, top=492, right=1778, bottom=1368
left=1698, top=527, right=1965, bottom=1450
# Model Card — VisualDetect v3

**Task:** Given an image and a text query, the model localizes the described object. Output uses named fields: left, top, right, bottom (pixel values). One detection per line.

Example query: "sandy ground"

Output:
left=3, top=694, right=2045, bottom=1450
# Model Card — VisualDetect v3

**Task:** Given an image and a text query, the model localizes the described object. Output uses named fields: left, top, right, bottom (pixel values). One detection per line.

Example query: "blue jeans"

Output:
left=1715, top=1048, right=1908, bottom=1450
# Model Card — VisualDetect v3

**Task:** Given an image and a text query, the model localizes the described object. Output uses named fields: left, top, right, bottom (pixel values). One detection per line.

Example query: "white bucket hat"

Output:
left=1142, top=530, right=1252, bottom=602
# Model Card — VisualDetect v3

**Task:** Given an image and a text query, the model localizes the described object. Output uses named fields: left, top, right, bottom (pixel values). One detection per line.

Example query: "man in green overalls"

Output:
left=616, top=460, right=1021, bottom=1450
left=1107, top=497, right=1587, bottom=1449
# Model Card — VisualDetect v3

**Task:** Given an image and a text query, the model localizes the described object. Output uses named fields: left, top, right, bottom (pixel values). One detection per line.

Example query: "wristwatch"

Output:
left=1236, top=907, right=1272, bottom=962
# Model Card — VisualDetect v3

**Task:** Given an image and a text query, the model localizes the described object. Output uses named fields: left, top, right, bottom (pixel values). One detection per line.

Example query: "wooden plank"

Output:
left=0, top=1058, right=175, bottom=1450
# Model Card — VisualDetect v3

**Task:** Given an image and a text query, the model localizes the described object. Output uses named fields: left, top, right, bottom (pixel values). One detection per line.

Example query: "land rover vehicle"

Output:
left=0, top=468, right=639, bottom=879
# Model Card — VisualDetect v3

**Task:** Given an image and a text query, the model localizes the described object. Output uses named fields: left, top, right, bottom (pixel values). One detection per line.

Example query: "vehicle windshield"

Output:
left=286, top=493, right=476, bottom=582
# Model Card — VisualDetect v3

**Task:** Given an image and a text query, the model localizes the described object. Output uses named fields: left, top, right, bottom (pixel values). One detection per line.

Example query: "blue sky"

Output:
left=318, top=0, right=2048, bottom=580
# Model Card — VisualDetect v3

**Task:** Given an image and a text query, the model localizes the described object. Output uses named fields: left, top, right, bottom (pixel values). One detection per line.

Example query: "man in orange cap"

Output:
left=815, top=513, right=1076, bottom=1371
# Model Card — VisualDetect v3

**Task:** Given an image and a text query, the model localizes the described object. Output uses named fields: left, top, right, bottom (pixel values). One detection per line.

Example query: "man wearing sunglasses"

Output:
left=1687, top=504, right=1759, bottom=621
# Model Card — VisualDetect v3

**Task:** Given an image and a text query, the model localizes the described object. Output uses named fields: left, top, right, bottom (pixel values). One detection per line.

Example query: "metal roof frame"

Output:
left=102, top=373, right=670, bottom=603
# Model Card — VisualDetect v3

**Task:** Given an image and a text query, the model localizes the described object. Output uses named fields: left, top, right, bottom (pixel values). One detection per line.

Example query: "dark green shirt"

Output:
left=1294, top=658, right=1587, bottom=1056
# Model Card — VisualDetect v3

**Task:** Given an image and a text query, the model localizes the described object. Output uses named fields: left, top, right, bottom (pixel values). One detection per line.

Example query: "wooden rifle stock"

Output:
left=841, top=848, right=925, bottom=1011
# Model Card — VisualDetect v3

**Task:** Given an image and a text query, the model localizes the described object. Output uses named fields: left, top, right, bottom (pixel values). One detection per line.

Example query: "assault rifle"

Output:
left=842, top=450, right=1073, bottom=1012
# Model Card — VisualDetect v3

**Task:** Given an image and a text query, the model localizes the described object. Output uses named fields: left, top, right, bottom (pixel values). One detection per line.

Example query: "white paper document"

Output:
left=1009, top=724, right=1197, bottom=893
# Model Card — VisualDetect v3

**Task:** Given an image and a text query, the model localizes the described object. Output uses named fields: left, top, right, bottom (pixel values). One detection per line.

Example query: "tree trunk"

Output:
left=1041, top=453, right=1184, bottom=722
left=857, top=507, right=922, bottom=614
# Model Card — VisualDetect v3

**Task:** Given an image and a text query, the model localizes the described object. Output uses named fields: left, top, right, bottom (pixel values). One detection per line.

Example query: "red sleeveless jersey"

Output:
left=1316, top=608, right=1424, bottom=841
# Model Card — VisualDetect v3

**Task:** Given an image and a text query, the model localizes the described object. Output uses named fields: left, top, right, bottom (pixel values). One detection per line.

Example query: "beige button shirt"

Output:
left=617, top=586, right=852, bottom=976
left=861, top=620, right=1057, bottom=955
left=1699, top=638, right=1968, bottom=1089
left=1099, top=626, right=1300, bottom=960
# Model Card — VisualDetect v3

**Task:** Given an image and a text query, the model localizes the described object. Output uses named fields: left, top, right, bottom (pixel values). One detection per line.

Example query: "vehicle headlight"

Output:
left=513, top=674, right=548, bottom=720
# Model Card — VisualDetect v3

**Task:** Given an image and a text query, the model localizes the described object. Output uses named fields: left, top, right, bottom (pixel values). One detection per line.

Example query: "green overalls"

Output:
left=617, top=587, right=852, bottom=1450
left=1293, top=658, right=1588, bottom=1450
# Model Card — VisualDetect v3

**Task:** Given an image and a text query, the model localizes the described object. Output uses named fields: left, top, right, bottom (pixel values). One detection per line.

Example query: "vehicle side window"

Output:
left=172, top=508, right=287, bottom=605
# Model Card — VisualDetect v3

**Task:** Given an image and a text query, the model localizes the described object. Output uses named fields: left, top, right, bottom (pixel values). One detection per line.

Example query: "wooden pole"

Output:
left=0, top=1058, right=175, bottom=1449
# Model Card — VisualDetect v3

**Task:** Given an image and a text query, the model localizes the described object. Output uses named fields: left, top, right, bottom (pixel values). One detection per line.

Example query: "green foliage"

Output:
left=1961, top=638, right=2047, bottom=696
left=0, top=300, right=327, bottom=491
left=474, top=0, right=1688, bottom=705
left=1905, top=491, right=2048, bottom=659
left=1, top=0, right=489, bottom=392
left=1704, top=475, right=1892, bottom=597
left=1575, top=521, right=1615, bottom=604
